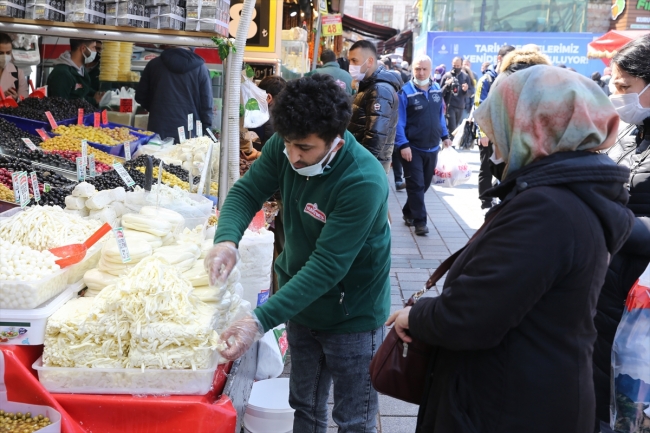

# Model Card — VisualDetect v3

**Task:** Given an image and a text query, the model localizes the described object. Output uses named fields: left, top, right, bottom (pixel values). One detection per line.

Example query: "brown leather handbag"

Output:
left=368, top=249, right=463, bottom=405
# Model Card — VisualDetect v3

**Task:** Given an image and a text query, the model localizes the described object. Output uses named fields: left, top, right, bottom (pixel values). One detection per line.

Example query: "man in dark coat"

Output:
left=441, top=56, right=470, bottom=137
left=135, top=46, right=213, bottom=141
left=347, top=40, right=401, bottom=173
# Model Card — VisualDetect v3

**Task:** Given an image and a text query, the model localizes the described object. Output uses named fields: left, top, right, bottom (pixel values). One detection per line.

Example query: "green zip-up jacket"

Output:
left=47, top=63, right=97, bottom=106
left=214, top=130, right=391, bottom=333
left=305, top=61, right=354, bottom=95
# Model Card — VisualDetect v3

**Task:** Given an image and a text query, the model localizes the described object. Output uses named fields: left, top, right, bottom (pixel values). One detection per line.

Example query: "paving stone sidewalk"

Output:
left=282, top=148, right=485, bottom=433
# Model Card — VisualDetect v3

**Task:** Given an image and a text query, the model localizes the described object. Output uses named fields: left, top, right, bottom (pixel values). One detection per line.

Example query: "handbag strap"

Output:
left=407, top=207, right=503, bottom=305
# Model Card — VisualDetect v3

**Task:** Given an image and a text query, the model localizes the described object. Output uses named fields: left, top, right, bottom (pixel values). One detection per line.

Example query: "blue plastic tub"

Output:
left=0, top=113, right=97, bottom=135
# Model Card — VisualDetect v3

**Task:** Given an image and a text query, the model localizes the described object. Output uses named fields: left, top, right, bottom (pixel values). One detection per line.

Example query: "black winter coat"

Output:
left=441, top=69, right=470, bottom=109
left=593, top=117, right=650, bottom=431
left=349, top=66, right=401, bottom=164
left=135, top=48, right=213, bottom=141
left=409, top=152, right=634, bottom=433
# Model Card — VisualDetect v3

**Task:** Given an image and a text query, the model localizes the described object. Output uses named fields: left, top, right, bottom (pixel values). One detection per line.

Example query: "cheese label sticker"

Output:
left=21, top=138, right=36, bottom=151
left=78, top=108, right=84, bottom=125
left=94, top=112, right=100, bottom=128
left=30, top=172, right=40, bottom=202
left=113, top=163, right=135, bottom=187
left=81, top=140, right=88, bottom=165
left=124, top=141, right=131, bottom=161
left=18, top=172, right=29, bottom=208
left=11, top=172, right=20, bottom=203
left=76, top=157, right=86, bottom=182
left=45, top=111, right=58, bottom=129
left=196, top=121, right=203, bottom=137
left=36, top=129, right=49, bottom=141
left=206, top=128, right=217, bottom=143
left=178, top=126, right=186, bottom=143
left=88, top=154, right=96, bottom=178
left=188, top=113, right=193, bottom=131
left=114, top=227, right=131, bottom=263
left=44, top=183, right=51, bottom=193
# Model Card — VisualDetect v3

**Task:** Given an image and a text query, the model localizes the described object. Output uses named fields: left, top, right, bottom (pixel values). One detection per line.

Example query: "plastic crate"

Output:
left=0, top=112, right=96, bottom=135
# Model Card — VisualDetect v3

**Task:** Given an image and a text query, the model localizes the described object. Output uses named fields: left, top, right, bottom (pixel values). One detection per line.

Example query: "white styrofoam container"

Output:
left=0, top=352, right=62, bottom=433
left=0, top=283, right=80, bottom=345
left=244, top=378, right=294, bottom=433
left=33, top=352, right=220, bottom=395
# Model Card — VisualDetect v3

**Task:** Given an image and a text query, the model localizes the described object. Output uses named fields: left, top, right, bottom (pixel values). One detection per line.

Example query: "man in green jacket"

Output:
left=205, top=74, right=390, bottom=432
left=47, top=39, right=103, bottom=106
left=305, top=49, right=353, bottom=95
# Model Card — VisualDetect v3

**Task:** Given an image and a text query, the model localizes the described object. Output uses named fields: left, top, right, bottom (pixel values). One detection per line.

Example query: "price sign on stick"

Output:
left=45, top=111, right=58, bottom=129
left=76, top=157, right=86, bottom=182
left=88, top=154, right=96, bottom=178
left=94, top=112, right=100, bottom=128
left=206, top=128, right=217, bottom=143
left=188, top=113, right=193, bottom=131
left=78, top=108, right=84, bottom=125
left=113, top=227, right=131, bottom=263
left=21, top=138, right=36, bottom=151
left=11, top=172, right=20, bottom=203
left=124, top=142, right=132, bottom=161
left=30, top=172, right=40, bottom=202
left=102, top=110, right=108, bottom=125
left=36, top=129, right=48, bottom=141
left=44, top=183, right=51, bottom=193
left=178, top=126, right=186, bottom=143
left=196, top=121, right=203, bottom=137
left=81, top=140, right=88, bottom=165
left=18, top=172, right=29, bottom=208
left=113, top=163, right=135, bottom=187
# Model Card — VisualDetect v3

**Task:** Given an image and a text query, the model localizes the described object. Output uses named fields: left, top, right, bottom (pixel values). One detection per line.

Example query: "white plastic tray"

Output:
left=0, top=283, right=80, bottom=345
left=33, top=352, right=220, bottom=395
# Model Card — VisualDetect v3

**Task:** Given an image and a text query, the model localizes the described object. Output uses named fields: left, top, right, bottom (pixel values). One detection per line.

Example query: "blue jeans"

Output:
left=287, top=321, right=386, bottom=433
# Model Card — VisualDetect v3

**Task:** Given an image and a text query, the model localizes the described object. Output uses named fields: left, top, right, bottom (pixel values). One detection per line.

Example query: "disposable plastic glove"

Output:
left=219, top=312, right=265, bottom=361
left=204, top=242, right=240, bottom=287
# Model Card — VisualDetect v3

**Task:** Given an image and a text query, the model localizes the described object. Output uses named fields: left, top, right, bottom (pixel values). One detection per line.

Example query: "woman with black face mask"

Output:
left=592, top=33, right=650, bottom=433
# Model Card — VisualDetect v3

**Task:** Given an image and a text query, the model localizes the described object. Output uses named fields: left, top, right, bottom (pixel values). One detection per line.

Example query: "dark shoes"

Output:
left=403, top=216, right=414, bottom=227
left=395, top=181, right=406, bottom=191
left=480, top=200, right=493, bottom=209
left=415, top=225, right=429, bottom=236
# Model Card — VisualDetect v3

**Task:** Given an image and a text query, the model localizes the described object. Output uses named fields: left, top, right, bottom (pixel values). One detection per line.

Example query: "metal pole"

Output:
left=218, top=54, right=231, bottom=209
left=311, top=12, right=323, bottom=72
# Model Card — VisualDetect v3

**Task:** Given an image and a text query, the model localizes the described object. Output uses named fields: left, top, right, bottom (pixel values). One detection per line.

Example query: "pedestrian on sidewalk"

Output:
left=441, top=57, right=470, bottom=137
left=205, top=74, right=391, bottom=433
left=348, top=40, right=401, bottom=174
left=305, top=49, right=353, bottom=95
left=395, top=54, right=452, bottom=236
left=387, top=65, right=634, bottom=433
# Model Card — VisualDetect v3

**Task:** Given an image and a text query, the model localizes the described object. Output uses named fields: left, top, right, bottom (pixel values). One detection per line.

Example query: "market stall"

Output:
left=587, top=29, right=650, bottom=65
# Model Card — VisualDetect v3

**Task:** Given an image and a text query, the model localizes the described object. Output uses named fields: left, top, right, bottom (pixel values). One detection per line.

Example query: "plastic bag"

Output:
left=433, top=147, right=472, bottom=188
left=611, top=262, right=650, bottom=432
left=255, top=324, right=288, bottom=381
left=241, top=76, right=269, bottom=128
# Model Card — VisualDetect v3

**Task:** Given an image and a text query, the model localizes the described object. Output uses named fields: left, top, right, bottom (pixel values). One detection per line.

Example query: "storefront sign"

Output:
left=248, top=63, right=275, bottom=80
left=229, top=0, right=276, bottom=53
left=322, top=14, right=343, bottom=37
left=612, top=0, right=626, bottom=19
left=638, top=0, right=650, bottom=10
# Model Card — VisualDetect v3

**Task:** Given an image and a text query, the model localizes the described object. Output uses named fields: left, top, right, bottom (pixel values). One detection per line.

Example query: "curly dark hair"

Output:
left=271, top=74, right=352, bottom=144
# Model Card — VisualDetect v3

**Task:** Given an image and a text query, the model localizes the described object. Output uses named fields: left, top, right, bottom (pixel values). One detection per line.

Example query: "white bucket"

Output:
left=244, top=378, right=294, bottom=433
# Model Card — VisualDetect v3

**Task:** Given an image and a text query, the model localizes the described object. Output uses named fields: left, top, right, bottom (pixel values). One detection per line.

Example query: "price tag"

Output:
left=78, top=108, right=84, bottom=125
left=124, top=141, right=131, bottom=161
left=94, top=112, right=100, bottom=128
left=21, top=138, right=36, bottom=151
left=30, top=172, right=40, bottom=202
left=45, top=111, right=58, bottom=129
left=44, top=183, right=51, bottom=193
left=196, top=121, right=203, bottom=137
left=178, top=126, right=186, bottom=143
left=18, top=172, right=29, bottom=208
left=88, top=154, right=96, bottom=178
left=120, top=98, right=133, bottom=113
left=76, top=157, right=86, bottom=182
left=81, top=140, right=88, bottom=165
left=188, top=113, right=194, bottom=131
left=113, top=162, right=136, bottom=187
left=113, top=227, right=131, bottom=263
left=206, top=128, right=217, bottom=143
left=157, top=160, right=163, bottom=185
left=102, top=110, right=108, bottom=125
left=11, top=172, right=20, bottom=203
left=35, top=129, right=49, bottom=141
left=321, top=14, right=343, bottom=36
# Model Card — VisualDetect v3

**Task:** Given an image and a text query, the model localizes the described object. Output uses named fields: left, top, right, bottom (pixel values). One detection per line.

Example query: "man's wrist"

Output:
left=441, top=135, right=449, bottom=141
left=399, top=143, right=411, bottom=150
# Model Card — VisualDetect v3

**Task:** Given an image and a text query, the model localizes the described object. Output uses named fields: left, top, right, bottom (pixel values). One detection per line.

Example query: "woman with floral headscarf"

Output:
left=387, top=65, right=635, bottom=433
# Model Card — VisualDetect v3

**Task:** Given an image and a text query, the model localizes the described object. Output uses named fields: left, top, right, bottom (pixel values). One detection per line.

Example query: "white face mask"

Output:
left=349, top=59, right=369, bottom=82
left=433, top=73, right=441, bottom=80
left=284, top=137, right=341, bottom=177
left=0, top=54, right=9, bottom=70
left=609, top=83, right=650, bottom=125
left=83, top=47, right=97, bottom=64
left=413, top=77, right=430, bottom=87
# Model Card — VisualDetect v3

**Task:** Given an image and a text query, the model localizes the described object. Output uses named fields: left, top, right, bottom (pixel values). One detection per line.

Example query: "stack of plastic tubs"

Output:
left=118, top=42, right=133, bottom=81
left=99, top=41, right=120, bottom=82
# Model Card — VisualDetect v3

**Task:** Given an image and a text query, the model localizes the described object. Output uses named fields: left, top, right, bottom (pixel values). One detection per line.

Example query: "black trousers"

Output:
left=392, top=145, right=404, bottom=184
left=402, top=147, right=439, bottom=227
left=478, top=142, right=493, bottom=205
left=446, top=106, right=464, bottom=137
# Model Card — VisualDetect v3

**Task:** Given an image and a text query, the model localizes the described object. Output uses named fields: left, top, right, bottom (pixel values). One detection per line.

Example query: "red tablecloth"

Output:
left=2, top=345, right=237, bottom=433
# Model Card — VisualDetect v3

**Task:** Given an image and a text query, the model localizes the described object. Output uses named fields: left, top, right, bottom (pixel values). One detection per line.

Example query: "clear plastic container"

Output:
left=0, top=283, right=79, bottom=345
left=25, top=0, right=65, bottom=20
left=147, top=4, right=184, bottom=29
left=33, top=352, right=220, bottom=395
left=0, top=400, right=61, bottom=433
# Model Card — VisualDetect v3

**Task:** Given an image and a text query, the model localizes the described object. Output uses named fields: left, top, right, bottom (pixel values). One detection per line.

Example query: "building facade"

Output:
left=344, top=0, right=418, bottom=31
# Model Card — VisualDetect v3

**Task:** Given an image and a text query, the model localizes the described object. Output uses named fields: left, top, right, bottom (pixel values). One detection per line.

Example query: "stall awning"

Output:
left=342, top=14, right=398, bottom=41
left=379, top=30, right=413, bottom=54
left=588, top=30, right=649, bottom=65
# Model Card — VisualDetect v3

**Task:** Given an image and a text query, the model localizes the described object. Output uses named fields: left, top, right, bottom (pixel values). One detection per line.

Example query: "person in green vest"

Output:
left=205, top=74, right=390, bottom=432
left=47, top=39, right=103, bottom=106
left=305, top=49, right=353, bottom=95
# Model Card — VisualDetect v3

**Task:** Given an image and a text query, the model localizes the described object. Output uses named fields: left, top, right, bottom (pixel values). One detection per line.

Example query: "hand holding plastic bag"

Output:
left=219, top=312, right=265, bottom=361
left=433, top=147, right=472, bottom=188
left=204, top=242, right=240, bottom=287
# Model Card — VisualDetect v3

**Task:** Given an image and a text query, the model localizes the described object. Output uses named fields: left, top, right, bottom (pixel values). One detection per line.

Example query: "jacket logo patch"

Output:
left=432, top=93, right=441, bottom=103
left=373, top=103, right=381, bottom=111
left=335, top=79, right=346, bottom=90
left=304, top=203, right=327, bottom=223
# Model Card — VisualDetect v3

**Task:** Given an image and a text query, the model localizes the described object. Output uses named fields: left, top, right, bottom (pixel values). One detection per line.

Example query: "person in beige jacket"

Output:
left=0, top=33, right=28, bottom=100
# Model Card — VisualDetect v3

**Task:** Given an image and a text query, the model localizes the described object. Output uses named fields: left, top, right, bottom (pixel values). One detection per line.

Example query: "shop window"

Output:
left=373, top=5, right=394, bottom=27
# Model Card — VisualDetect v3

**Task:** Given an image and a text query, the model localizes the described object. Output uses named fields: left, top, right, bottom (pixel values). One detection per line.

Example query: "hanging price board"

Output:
left=94, top=112, right=100, bottom=128
left=78, top=108, right=84, bottom=125
left=321, top=14, right=343, bottom=37
left=21, top=138, right=36, bottom=151
left=18, top=172, right=29, bottom=208
left=113, top=227, right=131, bottom=263
left=113, top=163, right=135, bottom=187
left=178, top=126, right=186, bottom=143
left=88, top=154, right=96, bottom=178
left=45, top=111, right=58, bottom=129
left=30, top=172, right=40, bottom=202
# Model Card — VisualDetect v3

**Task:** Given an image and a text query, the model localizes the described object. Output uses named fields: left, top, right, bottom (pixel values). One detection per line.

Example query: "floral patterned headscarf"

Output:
left=474, top=65, right=620, bottom=178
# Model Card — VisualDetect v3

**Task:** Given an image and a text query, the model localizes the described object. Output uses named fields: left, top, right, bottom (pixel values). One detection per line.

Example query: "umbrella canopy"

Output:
left=588, top=30, right=649, bottom=65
